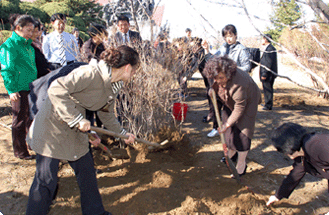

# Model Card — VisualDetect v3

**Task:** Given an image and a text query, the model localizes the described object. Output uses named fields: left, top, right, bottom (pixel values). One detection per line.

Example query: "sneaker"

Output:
left=207, top=129, right=219, bottom=138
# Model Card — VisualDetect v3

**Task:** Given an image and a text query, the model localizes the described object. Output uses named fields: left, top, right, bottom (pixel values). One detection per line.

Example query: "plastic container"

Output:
left=172, top=102, right=188, bottom=121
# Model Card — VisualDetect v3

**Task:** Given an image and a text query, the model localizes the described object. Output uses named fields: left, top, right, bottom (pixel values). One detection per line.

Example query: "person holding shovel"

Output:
left=26, top=45, right=138, bottom=215
left=267, top=122, right=329, bottom=207
left=203, top=56, right=261, bottom=177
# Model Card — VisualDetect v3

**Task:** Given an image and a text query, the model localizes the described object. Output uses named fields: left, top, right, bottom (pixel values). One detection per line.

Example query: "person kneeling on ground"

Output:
left=26, top=45, right=139, bottom=215
left=267, top=122, right=329, bottom=206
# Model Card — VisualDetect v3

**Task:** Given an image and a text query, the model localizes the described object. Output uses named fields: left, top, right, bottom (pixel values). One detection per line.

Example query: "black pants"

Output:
left=49, top=61, right=75, bottom=71
left=11, top=91, right=32, bottom=158
left=86, top=110, right=103, bottom=128
left=178, top=69, right=188, bottom=95
left=262, top=78, right=275, bottom=110
left=201, top=72, right=214, bottom=119
left=26, top=153, right=106, bottom=215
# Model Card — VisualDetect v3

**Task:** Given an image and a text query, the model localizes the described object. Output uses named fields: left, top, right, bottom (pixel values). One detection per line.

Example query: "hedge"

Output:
left=40, top=2, right=75, bottom=17
left=0, top=30, right=13, bottom=45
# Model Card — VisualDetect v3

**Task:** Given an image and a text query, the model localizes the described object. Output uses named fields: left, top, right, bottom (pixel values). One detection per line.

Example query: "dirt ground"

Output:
left=1, top=57, right=329, bottom=215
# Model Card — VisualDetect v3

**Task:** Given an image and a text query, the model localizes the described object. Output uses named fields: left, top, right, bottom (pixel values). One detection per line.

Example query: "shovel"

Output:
left=87, top=133, right=130, bottom=159
left=209, top=88, right=241, bottom=183
left=90, top=126, right=169, bottom=148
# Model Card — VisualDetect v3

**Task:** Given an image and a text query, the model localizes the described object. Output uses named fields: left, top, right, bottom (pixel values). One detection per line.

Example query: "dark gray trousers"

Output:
left=262, top=78, right=275, bottom=110
left=26, top=152, right=106, bottom=215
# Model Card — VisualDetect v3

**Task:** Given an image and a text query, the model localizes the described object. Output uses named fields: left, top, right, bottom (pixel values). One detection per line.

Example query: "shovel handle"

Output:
left=209, top=88, right=241, bottom=183
left=90, top=126, right=161, bottom=147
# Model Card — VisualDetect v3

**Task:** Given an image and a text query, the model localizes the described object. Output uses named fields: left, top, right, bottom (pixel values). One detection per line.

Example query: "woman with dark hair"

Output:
left=0, top=15, right=37, bottom=160
left=81, top=23, right=109, bottom=63
left=26, top=45, right=139, bottom=215
left=31, top=19, right=51, bottom=78
left=204, top=56, right=261, bottom=177
left=267, top=122, right=329, bottom=206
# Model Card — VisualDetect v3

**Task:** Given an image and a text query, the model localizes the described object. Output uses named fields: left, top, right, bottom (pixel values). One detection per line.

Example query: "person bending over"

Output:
left=26, top=45, right=139, bottom=215
left=267, top=122, right=329, bottom=206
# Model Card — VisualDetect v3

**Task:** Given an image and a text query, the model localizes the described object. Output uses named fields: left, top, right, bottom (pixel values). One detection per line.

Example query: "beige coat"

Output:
left=213, top=69, right=261, bottom=139
left=27, top=60, right=124, bottom=161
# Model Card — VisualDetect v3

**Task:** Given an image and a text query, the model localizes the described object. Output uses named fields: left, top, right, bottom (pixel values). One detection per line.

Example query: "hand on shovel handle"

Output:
left=90, top=126, right=167, bottom=148
left=217, top=123, right=229, bottom=134
left=87, top=132, right=130, bottom=160
left=88, top=132, right=113, bottom=157
left=209, top=88, right=241, bottom=183
left=88, top=132, right=101, bottom=147
left=124, top=133, right=136, bottom=145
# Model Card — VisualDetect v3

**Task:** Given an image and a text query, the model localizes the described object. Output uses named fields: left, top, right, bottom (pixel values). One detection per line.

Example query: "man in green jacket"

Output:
left=0, top=15, right=37, bottom=159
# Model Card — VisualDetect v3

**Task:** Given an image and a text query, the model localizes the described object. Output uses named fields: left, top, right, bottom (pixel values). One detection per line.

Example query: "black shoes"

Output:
left=262, top=106, right=272, bottom=110
left=239, top=165, right=248, bottom=177
left=202, top=116, right=212, bottom=123
left=220, top=153, right=238, bottom=163
left=95, top=169, right=103, bottom=174
left=220, top=157, right=226, bottom=163
left=19, top=155, right=36, bottom=160
left=230, top=165, right=248, bottom=179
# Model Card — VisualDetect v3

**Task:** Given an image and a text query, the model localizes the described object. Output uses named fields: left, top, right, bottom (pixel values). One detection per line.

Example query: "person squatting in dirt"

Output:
left=25, top=45, right=139, bottom=215
left=267, top=122, right=329, bottom=206
left=0, top=15, right=37, bottom=160
left=203, top=56, right=261, bottom=177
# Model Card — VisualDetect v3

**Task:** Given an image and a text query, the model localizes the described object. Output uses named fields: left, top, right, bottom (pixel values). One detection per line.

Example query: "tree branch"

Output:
left=241, top=0, right=329, bottom=96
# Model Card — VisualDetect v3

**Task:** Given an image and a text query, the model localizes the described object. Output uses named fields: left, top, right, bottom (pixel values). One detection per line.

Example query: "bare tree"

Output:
left=300, top=0, right=329, bottom=23
left=241, top=0, right=329, bottom=96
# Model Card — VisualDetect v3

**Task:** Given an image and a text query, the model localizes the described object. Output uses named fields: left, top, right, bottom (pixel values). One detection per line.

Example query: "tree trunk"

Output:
left=305, top=0, right=329, bottom=23
left=130, top=0, right=140, bottom=32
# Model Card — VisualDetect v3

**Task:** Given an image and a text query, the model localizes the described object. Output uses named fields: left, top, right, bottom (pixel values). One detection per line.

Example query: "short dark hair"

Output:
left=88, top=23, right=108, bottom=38
left=203, top=56, right=237, bottom=80
left=222, top=24, right=237, bottom=37
left=8, top=13, right=21, bottom=30
left=50, top=13, right=66, bottom=22
left=271, top=123, right=307, bottom=155
left=263, top=34, right=272, bottom=43
left=185, top=28, right=191, bottom=33
left=33, top=19, right=41, bottom=31
left=117, top=15, right=129, bottom=24
left=13, top=15, right=35, bottom=30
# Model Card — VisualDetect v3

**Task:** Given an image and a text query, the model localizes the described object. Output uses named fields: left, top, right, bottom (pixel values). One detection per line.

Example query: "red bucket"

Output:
left=172, top=102, right=188, bottom=121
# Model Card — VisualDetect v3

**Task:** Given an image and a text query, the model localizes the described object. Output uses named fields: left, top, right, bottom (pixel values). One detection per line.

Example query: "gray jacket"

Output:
left=215, top=42, right=251, bottom=73
left=27, top=60, right=125, bottom=161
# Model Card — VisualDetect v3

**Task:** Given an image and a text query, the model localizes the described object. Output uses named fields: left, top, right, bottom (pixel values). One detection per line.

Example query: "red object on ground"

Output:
left=172, top=103, right=188, bottom=121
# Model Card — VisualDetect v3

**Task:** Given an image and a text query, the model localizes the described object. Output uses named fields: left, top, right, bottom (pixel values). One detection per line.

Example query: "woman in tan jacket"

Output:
left=204, top=56, right=261, bottom=177
left=26, top=45, right=139, bottom=215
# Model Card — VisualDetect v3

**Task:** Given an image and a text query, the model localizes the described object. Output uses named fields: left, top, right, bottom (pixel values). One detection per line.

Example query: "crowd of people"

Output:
left=0, top=11, right=328, bottom=214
